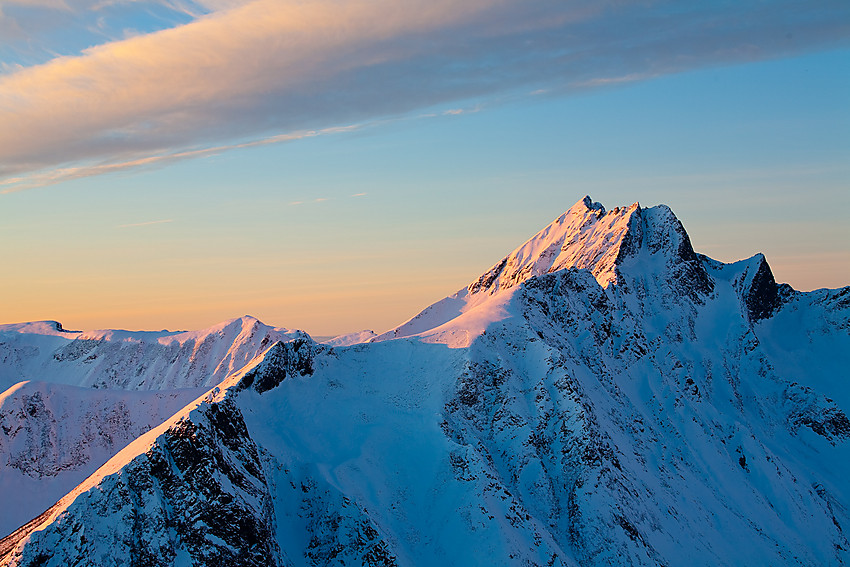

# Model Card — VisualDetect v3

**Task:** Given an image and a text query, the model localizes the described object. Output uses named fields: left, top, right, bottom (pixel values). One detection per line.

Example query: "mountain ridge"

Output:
left=0, top=315, right=307, bottom=392
left=1, top=196, right=848, bottom=566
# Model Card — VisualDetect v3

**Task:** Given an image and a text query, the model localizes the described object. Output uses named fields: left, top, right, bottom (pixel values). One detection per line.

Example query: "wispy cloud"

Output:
left=117, top=218, right=173, bottom=228
left=0, top=123, right=362, bottom=193
left=351, top=193, right=367, bottom=198
left=1, top=0, right=847, bottom=191
left=442, top=104, right=482, bottom=116
left=287, top=197, right=331, bottom=206
left=571, top=72, right=657, bottom=89
left=0, top=0, right=215, bottom=66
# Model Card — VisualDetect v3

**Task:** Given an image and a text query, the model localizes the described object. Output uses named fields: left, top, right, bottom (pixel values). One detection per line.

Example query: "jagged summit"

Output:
left=375, top=196, right=717, bottom=345
left=467, top=196, right=637, bottom=296
left=581, top=195, right=605, bottom=212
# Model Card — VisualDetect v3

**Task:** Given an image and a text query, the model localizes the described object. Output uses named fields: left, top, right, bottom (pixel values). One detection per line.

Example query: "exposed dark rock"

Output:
left=9, top=399, right=280, bottom=567
left=743, top=256, right=785, bottom=322
left=468, top=257, right=509, bottom=295
left=784, top=383, right=850, bottom=443
left=237, top=338, right=318, bottom=394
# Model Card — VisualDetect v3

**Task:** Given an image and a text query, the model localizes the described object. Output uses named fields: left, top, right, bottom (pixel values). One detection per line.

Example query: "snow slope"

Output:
left=322, top=330, right=378, bottom=347
left=2, top=197, right=848, bottom=566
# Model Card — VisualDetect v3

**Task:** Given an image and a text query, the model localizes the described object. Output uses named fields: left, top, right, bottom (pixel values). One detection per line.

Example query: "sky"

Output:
left=0, top=0, right=848, bottom=336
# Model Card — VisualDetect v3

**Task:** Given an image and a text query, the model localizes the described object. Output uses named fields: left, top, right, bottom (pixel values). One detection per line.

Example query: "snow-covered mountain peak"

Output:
left=375, top=197, right=730, bottom=347
left=0, top=316, right=310, bottom=392
left=74, top=315, right=286, bottom=346
left=467, top=196, right=639, bottom=297
left=376, top=197, right=662, bottom=345
left=0, top=321, right=79, bottom=337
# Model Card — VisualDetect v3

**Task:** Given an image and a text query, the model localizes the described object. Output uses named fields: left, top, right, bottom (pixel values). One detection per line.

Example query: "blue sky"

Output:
left=1, top=0, right=848, bottom=335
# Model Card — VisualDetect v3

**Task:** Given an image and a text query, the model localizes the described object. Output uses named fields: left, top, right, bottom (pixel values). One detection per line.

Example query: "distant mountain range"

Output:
left=2, top=197, right=848, bottom=566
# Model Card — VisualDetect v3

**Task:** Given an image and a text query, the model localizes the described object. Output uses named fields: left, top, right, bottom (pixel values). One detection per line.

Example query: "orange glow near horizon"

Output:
left=3, top=236, right=846, bottom=337
left=1, top=3, right=847, bottom=337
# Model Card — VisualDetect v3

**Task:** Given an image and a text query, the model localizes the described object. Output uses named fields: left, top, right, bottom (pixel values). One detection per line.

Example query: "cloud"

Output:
left=286, top=197, right=331, bottom=206
left=570, top=72, right=656, bottom=89
left=1, top=0, right=848, bottom=191
left=117, top=218, right=173, bottom=228
left=1, top=0, right=71, bottom=7
left=0, top=0, right=226, bottom=68
left=0, top=122, right=361, bottom=193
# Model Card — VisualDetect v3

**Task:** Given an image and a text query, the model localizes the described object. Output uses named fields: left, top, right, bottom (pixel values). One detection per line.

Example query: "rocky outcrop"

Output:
left=0, top=382, right=200, bottom=539
left=4, top=399, right=280, bottom=567
left=236, top=338, right=321, bottom=394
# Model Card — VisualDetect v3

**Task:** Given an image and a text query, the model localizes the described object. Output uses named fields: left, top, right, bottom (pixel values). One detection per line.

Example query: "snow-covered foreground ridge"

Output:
left=2, top=196, right=849, bottom=567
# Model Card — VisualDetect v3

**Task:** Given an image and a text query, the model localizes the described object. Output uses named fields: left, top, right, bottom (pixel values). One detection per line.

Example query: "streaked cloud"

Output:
left=571, top=72, right=657, bottom=89
left=1, top=0, right=848, bottom=191
left=0, top=122, right=361, bottom=193
left=116, top=218, right=173, bottom=228
left=286, top=197, right=331, bottom=207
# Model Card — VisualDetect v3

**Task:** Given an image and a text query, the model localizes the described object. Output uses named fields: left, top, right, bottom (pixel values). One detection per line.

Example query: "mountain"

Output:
left=1, top=197, right=848, bottom=566
left=0, top=316, right=307, bottom=392
left=0, top=381, right=203, bottom=539
left=373, top=197, right=707, bottom=347
left=0, top=316, right=303, bottom=538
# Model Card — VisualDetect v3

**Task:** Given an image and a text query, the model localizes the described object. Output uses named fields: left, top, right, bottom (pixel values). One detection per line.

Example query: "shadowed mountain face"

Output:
left=2, top=197, right=849, bottom=567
